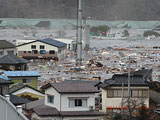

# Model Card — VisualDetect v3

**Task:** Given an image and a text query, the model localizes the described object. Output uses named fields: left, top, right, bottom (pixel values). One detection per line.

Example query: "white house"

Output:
left=17, top=38, right=67, bottom=60
left=31, top=81, right=104, bottom=120
left=99, top=69, right=151, bottom=114
left=0, top=40, right=17, bottom=57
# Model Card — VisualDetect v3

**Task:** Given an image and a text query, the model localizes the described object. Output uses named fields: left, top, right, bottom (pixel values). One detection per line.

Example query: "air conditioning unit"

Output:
left=89, top=106, right=94, bottom=111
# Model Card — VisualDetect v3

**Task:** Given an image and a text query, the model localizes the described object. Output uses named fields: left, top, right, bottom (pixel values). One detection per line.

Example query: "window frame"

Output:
left=40, top=45, right=45, bottom=49
left=69, top=98, right=87, bottom=108
left=47, top=94, right=54, bottom=104
left=31, top=45, right=36, bottom=49
left=49, top=50, right=55, bottom=54
left=22, top=79, right=32, bottom=84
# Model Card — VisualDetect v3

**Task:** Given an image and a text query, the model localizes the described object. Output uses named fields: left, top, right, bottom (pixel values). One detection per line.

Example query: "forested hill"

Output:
left=0, top=0, right=160, bottom=20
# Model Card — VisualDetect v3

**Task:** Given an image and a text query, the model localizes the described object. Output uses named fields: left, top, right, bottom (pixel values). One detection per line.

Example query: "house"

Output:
left=9, top=83, right=44, bottom=99
left=17, top=38, right=67, bottom=60
left=0, top=73, right=13, bottom=95
left=0, top=54, right=29, bottom=71
left=31, top=81, right=104, bottom=120
left=0, top=40, right=17, bottom=57
left=3, top=71, right=40, bottom=89
left=99, top=69, right=151, bottom=113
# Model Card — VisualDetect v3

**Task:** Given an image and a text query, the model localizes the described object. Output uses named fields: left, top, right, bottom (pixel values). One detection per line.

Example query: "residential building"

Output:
left=0, top=54, right=29, bottom=71
left=0, top=73, right=13, bottom=95
left=31, top=81, right=104, bottom=120
left=0, top=40, right=17, bottom=57
left=17, top=38, right=67, bottom=60
left=3, top=71, right=40, bottom=89
left=9, top=83, right=44, bottom=99
left=99, top=69, right=151, bottom=113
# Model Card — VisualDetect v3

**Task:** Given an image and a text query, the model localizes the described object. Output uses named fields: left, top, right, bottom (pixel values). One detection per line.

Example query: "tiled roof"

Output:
left=0, top=54, right=29, bottom=65
left=0, top=73, right=10, bottom=80
left=0, top=40, right=16, bottom=49
left=25, top=98, right=44, bottom=110
left=61, top=111, right=104, bottom=116
left=33, top=105, right=104, bottom=117
left=99, top=69, right=150, bottom=89
left=4, top=71, right=40, bottom=77
left=17, top=38, right=67, bottom=48
left=0, top=78, right=13, bottom=84
left=42, top=81, right=100, bottom=93
left=39, top=38, right=67, bottom=48
left=33, top=105, right=60, bottom=116
left=10, top=94, right=30, bottom=105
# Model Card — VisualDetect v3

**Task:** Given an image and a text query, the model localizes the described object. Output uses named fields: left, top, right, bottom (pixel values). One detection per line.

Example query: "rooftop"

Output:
left=42, top=81, right=100, bottom=93
left=4, top=71, right=40, bottom=77
left=33, top=105, right=104, bottom=117
left=0, top=54, right=29, bottom=65
left=17, top=38, right=67, bottom=48
left=0, top=40, right=16, bottom=49
left=99, top=69, right=150, bottom=89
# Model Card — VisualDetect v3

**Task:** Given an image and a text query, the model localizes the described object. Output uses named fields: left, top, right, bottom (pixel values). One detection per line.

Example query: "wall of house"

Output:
left=102, top=86, right=149, bottom=113
left=0, top=48, right=17, bottom=57
left=17, top=41, right=67, bottom=59
left=0, top=85, right=9, bottom=95
left=45, top=87, right=96, bottom=111
left=10, top=77, right=38, bottom=89
left=0, top=64, right=27, bottom=71
left=61, top=93, right=96, bottom=111
left=45, top=87, right=61, bottom=111
left=12, top=87, right=44, bottom=98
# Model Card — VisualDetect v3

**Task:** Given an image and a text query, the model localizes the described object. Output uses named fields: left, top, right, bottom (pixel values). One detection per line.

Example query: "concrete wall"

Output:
left=0, top=95, right=28, bottom=120
left=102, top=86, right=149, bottom=113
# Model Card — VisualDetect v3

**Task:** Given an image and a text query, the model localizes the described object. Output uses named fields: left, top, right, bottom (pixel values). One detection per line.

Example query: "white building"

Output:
left=31, top=81, right=104, bottom=120
left=100, top=69, right=151, bottom=114
left=0, top=40, right=17, bottom=57
left=16, top=38, right=67, bottom=60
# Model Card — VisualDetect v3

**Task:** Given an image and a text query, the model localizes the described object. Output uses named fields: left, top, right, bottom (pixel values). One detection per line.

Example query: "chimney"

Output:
left=16, top=105, right=22, bottom=113
left=5, top=95, right=10, bottom=101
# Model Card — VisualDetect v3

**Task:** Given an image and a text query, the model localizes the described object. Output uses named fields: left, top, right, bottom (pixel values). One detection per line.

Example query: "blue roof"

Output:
left=0, top=74, right=10, bottom=80
left=3, top=71, right=41, bottom=77
left=38, top=38, right=67, bottom=48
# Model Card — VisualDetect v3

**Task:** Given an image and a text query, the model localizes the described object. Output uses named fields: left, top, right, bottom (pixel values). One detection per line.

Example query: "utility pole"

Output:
left=128, top=56, right=131, bottom=120
left=76, top=0, right=83, bottom=65
left=121, top=80, right=124, bottom=113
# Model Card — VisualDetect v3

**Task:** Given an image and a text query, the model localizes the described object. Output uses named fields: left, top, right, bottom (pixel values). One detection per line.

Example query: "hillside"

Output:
left=0, top=0, right=160, bottom=20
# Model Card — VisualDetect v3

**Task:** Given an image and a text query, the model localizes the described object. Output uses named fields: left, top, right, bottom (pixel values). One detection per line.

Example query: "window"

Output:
left=22, top=79, right=32, bottom=84
left=69, top=99, right=87, bottom=107
left=142, top=90, right=148, bottom=98
left=7, top=51, right=14, bottom=55
left=40, top=50, right=46, bottom=54
left=32, top=50, right=38, bottom=54
left=107, top=90, right=113, bottom=98
left=40, top=45, right=45, bottom=49
left=24, top=51, right=26, bottom=53
left=31, top=45, right=36, bottom=49
left=49, top=50, right=55, bottom=54
left=47, top=95, right=54, bottom=104
left=28, top=51, right=31, bottom=53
